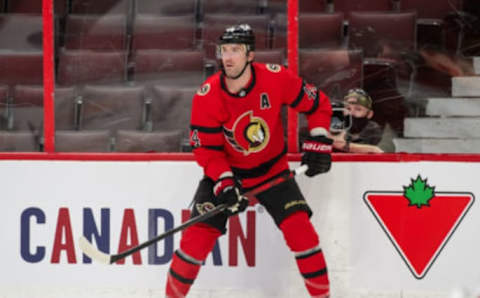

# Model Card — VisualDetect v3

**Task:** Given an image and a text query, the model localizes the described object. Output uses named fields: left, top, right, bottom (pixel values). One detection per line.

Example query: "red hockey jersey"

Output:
left=190, top=62, right=332, bottom=188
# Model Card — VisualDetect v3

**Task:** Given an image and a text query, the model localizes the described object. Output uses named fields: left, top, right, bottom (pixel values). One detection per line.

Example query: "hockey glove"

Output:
left=214, top=177, right=249, bottom=216
left=301, top=135, right=333, bottom=177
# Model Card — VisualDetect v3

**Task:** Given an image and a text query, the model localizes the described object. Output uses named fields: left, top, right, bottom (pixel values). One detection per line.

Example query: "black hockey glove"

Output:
left=214, top=177, right=249, bottom=216
left=301, top=135, right=333, bottom=177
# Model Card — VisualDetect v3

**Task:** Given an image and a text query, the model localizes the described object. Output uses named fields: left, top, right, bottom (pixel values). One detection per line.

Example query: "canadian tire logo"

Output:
left=364, top=175, right=474, bottom=279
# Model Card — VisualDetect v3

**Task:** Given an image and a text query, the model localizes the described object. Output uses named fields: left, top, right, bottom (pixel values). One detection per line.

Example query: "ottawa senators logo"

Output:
left=266, top=63, right=281, bottom=73
left=224, top=111, right=270, bottom=155
left=196, top=83, right=210, bottom=96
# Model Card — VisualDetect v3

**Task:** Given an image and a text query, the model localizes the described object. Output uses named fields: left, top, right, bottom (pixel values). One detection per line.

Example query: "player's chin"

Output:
left=225, top=69, right=239, bottom=78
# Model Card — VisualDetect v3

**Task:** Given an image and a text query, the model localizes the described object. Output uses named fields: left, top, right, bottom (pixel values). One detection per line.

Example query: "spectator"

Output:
left=330, top=89, right=384, bottom=153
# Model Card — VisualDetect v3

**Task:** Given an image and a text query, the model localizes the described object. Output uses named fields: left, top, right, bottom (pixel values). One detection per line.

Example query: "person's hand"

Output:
left=214, top=177, right=248, bottom=215
left=301, top=135, right=333, bottom=177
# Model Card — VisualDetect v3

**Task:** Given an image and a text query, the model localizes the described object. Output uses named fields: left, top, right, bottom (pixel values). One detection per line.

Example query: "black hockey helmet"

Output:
left=219, top=24, right=255, bottom=52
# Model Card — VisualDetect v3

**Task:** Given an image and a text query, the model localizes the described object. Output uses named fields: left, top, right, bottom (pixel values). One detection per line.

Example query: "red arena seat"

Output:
left=201, top=0, right=260, bottom=14
left=132, top=15, right=196, bottom=50
left=54, top=86, right=79, bottom=130
left=10, top=85, right=44, bottom=131
left=300, top=12, right=345, bottom=49
left=78, top=84, right=145, bottom=132
left=55, top=130, right=112, bottom=152
left=70, top=0, right=129, bottom=14
left=6, top=0, right=66, bottom=15
left=0, top=131, right=38, bottom=152
left=254, top=49, right=285, bottom=65
left=133, top=49, right=204, bottom=86
left=64, top=14, right=128, bottom=50
left=0, top=51, right=43, bottom=85
left=0, top=14, right=43, bottom=51
left=348, top=11, right=417, bottom=59
left=146, top=85, right=196, bottom=133
left=0, top=84, right=8, bottom=130
left=57, top=49, right=127, bottom=85
left=115, top=130, right=183, bottom=152
left=136, top=0, right=197, bottom=15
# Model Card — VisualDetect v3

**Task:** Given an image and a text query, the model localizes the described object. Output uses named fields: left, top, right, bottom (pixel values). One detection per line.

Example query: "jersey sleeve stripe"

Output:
left=289, top=80, right=305, bottom=108
left=190, top=125, right=223, bottom=133
left=193, top=145, right=224, bottom=152
left=304, top=92, right=319, bottom=116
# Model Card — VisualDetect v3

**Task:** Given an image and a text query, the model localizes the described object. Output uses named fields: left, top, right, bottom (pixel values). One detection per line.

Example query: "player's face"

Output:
left=219, top=44, right=249, bottom=78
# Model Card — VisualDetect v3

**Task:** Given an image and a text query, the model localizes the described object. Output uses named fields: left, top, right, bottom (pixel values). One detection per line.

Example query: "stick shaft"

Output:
left=107, top=165, right=307, bottom=263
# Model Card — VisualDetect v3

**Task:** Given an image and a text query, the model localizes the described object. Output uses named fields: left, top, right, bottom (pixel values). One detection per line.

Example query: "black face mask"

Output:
left=349, top=116, right=369, bottom=134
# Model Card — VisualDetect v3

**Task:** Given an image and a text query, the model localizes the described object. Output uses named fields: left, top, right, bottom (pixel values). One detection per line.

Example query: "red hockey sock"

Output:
left=166, top=223, right=222, bottom=298
left=279, top=212, right=330, bottom=297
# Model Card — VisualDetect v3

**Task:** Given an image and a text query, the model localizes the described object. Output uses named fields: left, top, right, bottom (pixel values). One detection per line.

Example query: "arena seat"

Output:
left=254, top=49, right=285, bottom=65
left=0, top=51, right=43, bottom=85
left=398, top=0, right=463, bottom=49
left=64, top=14, right=128, bottom=50
left=5, top=0, right=66, bottom=15
left=202, top=14, right=270, bottom=60
left=57, top=49, right=128, bottom=85
left=145, top=85, right=196, bottom=133
left=54, top=86, right=79, bottom=130
left=265, top=0, right=328, bottom=14
left=55, top=130, right=112, bottom=152
left=78, top=84, right=145, bottom=132
left=0, top=131, right=38, bottom=151
left=300, top=12, right=345, bottom=48
left=0, top=84, right=8, bottom=130
left=133, top=49, right=204, bottom=86
left=299, top=49, right=363, bottom=100
left=10, top=85, right=44, bottom=131
left=272, top=13, right=345, bottom=49
left=115, top=130, right=183, bottom=152
left=136, top=0, right=197, bottom=15
left=0, top=14, right=43, bottom=51
left=70, top=0, right=130, bottom=14
left=334, top=0, right=393, bottom=17
left=348, top=11, right=417, bottom=59
left=398, top=0, right=462, bottom=19
left=132, top=15, right=196, bottom=50
left=201, top=0, right=260, bottom=15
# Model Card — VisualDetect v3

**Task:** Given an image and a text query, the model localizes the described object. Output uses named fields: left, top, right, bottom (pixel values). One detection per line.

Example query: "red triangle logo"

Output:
left=364, top=187, right=474, bottom=279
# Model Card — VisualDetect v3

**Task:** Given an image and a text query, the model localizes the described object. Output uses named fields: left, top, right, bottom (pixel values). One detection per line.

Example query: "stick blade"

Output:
left=79, top=236, right=112, bottom=264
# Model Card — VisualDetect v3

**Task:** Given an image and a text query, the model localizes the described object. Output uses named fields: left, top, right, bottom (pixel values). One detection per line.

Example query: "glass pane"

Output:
left=52, top=0, right=268, bottom=153
left=298, top=0, right=480, bottom=153
left=0, top=10, right=44, bottom=151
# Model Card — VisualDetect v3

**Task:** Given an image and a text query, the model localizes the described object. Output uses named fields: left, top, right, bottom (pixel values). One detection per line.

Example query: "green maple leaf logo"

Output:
left=403, top=175, right=436, bottom=208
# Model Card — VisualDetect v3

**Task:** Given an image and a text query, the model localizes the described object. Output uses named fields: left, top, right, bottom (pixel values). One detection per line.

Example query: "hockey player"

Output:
left=165, top=24, right=333, bottom=298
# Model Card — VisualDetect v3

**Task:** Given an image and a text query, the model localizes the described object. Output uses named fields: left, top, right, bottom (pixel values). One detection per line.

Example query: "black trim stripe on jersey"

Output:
left=304, top=91, right=319, bottom=116
left=231, top=145, right=287, bottom=179
left=220, top=64, right=256, bottom=98
left=295, top=248, right=323, bottom=260
left=302, top=267, right=328, bottom=279
left=193, top=145, right=224, bottom=151
left=290, top=80, right=305, bottom=108
left=190, top=125, right=223, bottom=134
left=169, top=268, right=194, bottom=284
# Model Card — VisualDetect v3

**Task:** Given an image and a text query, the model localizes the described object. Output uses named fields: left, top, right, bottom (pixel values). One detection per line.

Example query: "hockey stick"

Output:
left=79, top=164, right=308, bottom=264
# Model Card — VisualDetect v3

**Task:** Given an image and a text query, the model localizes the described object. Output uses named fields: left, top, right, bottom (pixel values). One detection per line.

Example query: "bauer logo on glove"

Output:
left=301, top=135, right=333, bottom=177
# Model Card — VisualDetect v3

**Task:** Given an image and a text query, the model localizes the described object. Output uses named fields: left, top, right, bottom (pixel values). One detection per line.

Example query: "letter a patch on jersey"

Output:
left=260, top=93, right=271, bottom=110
